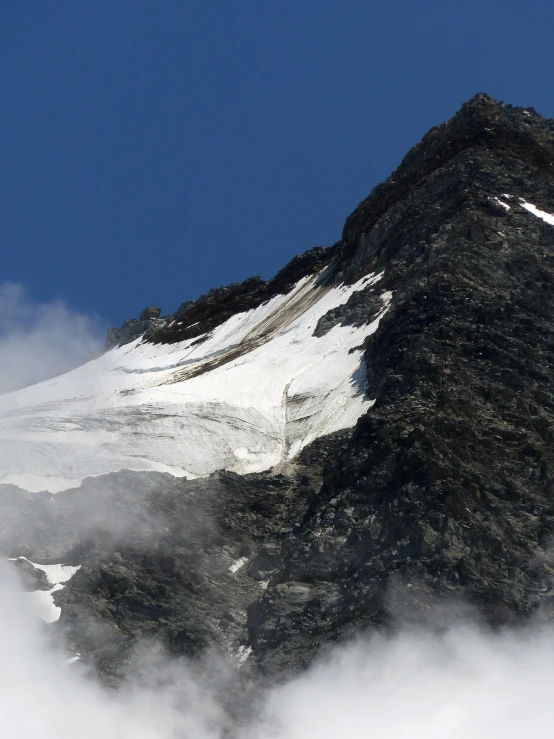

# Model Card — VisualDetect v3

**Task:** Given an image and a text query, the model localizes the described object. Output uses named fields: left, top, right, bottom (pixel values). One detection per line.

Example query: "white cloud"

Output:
left=1, top=557, right=554, bottom=739
left=0, top=283, right=103, bottom=394
left=252, top=625, right=553, bottom=739
left=0, top=563, right=224, bottom=739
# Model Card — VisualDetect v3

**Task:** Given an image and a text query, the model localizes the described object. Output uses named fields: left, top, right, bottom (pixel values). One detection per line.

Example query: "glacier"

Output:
left=0, top=268, right=390, bottom=493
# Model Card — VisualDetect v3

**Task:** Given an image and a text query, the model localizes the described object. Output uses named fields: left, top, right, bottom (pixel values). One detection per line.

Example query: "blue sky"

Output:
left=2, top=1, right=554, bottom=329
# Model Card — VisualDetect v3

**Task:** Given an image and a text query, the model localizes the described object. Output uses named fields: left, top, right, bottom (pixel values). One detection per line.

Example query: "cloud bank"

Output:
left=1, top=559, right=552, bottom=739
left=0, top=283, right=103, bottom=394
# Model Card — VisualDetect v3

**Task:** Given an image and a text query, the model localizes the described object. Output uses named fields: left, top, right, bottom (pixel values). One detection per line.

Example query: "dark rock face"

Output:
left=6, top=94, right=554, bottom=686
left=105, top=307, right=167, bottom=348
left=0, top=433, right=350, bottom=684
left=11, top=557, right=49, bottom=591
left=313, top=277, right=386, bottom=337
left=246, top=94, right=554, bottom=673
left=338, top=93, right=554, bottom=281
left=139, top=306, right=161, bottom=321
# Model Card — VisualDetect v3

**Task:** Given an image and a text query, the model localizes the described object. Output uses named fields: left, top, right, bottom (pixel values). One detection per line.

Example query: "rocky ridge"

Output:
left=105, top=306, right=168, bottom=348
left=105, top=246, right=338, bottom=348
left=5, top=93, right=554, bottom=687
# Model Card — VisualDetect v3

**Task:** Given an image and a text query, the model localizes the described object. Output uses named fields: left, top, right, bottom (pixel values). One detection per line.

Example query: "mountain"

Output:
left=2, top=93, right=554, bottom=689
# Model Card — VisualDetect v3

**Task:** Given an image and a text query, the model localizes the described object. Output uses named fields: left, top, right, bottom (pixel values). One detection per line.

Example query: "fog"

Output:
left=1, top=555, right=553, bottom=738
left=256, top=625, right=550, bottom=739
left=0, top=282, right=102, bottom=394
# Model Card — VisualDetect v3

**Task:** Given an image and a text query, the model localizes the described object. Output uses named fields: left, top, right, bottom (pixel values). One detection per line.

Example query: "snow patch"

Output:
left=236, top=645, right=252, bottom=666
left=520, top=200, right=554, bottom=226
left=15, top=558, right=81, bottom=586
left=8, top=557, right=80, bottom=623
left=25, top=584, right=64, bottom=624
left=495, top=198, right=511, bottom=211
left=229, top=557, right=248, bottom=574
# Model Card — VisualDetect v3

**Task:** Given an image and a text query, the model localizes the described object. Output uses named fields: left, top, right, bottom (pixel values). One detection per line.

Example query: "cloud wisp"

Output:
left=0, top=282, right=103, bottom=395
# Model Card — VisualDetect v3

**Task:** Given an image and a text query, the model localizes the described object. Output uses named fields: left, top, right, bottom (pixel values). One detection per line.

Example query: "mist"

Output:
left=0, top=282, right=103, bottom=394
left=2, top=553, right=553, bottom=738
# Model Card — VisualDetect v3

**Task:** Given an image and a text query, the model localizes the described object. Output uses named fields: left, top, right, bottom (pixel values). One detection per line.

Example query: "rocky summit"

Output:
left=3, top=93, right=554, bottom=690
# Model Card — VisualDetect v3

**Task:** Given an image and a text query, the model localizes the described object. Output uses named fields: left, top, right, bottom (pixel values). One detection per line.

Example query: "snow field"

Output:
left=0, top=269, right=390, bottom=493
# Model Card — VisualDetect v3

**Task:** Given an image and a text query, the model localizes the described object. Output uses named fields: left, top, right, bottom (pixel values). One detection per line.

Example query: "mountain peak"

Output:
left=339, top=92, right=554, bottom=279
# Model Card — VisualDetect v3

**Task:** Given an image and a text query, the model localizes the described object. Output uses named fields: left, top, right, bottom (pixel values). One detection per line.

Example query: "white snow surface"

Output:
left=8, top=558, right=81, bottom=623
left=25, top=586, right=64, bottom=624
left=16, top=559, right=81, bottom=586
left=0, top=269, right=390, bottom=493
left=229, top=557, right=248, bottom=574
left=236, top=645, right=252, bottom=666
left=520, top=200, right=554, bottom=226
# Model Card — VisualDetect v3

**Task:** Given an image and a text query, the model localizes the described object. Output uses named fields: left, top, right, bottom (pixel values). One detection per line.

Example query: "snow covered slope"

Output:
left=0, top=269, right=390, bottom=493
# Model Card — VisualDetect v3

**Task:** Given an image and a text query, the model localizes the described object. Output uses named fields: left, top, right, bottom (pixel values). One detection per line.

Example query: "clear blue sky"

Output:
left=2, top=1, right=553, bottom=328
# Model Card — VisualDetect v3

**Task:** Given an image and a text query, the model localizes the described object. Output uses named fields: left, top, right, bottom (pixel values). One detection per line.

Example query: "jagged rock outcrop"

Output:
left=139, top=306, right=161, bottom=321
left=104, top=247, right=338, bottom=349
left=105, top=306, right=167, bottom=348
left=149, top=245, right=338, bottom=345
left=6, top=93, right=554, bottom=686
